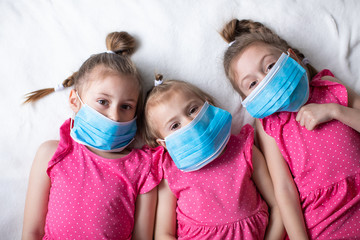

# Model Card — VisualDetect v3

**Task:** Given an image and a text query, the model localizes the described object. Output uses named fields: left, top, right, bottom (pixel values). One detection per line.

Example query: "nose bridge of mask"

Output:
left=255, top=58, right=301, bottom=117
left=242, top=52, right=309, bottom=118
left=165, top=103, right=232, bottom=170
left=180, top=119, right=232, bottom=171
left=170, top=108, right=216, bottom=156
left=182, top=111, right=231, bottom=161
left=70, top=106, right=137, bottom=152
left=242, top=53, right=289, bottom=116
left=72, top=90, right=138, bottom=150
left=279, top=70, right=309, bottom=112
left=242, top=53, right=288, bottom=106
left=164, top=102, right=209, bottom=143
left=271, top=57, right=307, bottom=112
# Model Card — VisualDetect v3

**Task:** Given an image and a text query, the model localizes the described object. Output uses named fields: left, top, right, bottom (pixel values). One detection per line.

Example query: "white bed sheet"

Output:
left=1, top=0, right=359, bottom=238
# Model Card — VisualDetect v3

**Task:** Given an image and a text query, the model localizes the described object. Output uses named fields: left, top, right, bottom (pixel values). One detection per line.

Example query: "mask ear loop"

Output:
left=70, top=113, right=75, bottom=133
left=75, top=91, right=85, bottom=105
left=156, top=138, right=167, bottom=148
left=70, top=91, right=84, bottom=133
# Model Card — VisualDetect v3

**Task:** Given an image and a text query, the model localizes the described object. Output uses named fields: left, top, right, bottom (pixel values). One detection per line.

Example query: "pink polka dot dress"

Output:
left=260, top=70, right=360, bottom=239
left=43, top=119, right=163, bottom=240
left=163, top=124, right=269, bottom=240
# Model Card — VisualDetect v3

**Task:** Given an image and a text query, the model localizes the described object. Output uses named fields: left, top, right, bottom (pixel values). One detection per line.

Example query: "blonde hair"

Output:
left=24, top=31, right=143, bottom=118
left=220, top=19, right=318, bottom=96
left=143, top=74, right=215, bottom=147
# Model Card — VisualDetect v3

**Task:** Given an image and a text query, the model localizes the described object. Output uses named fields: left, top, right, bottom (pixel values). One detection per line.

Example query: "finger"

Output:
left=299, top=115, right=305, bottom=127
left=306, top=119, right=317, bottom=131
left=296, top=107, right=304, bottom=122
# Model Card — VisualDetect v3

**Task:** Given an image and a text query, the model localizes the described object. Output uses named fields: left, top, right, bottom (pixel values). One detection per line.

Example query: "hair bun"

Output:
left=220, top=19, right=268, bottom=43
left=106, top=31, right=137, bottom=56
left=155, top=73, right=163, bottom=81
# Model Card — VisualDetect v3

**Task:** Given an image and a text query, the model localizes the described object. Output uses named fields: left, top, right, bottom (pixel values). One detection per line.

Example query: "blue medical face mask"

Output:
left=241, top=52, right=309, bottom=119
left=70, top=92, right=137, bottom=152
left=160, top=102, right=232, bottom=172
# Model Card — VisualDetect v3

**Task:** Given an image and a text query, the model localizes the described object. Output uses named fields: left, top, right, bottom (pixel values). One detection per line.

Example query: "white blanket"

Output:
left=1, top=0, right=359, bottom=238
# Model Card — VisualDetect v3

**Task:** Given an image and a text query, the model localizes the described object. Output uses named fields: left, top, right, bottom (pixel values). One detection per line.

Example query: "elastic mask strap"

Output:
left=70, top=91, right=84, bottom=133
left=157, top=139, right=165, bottom=142
left=69, top=112, right=75, bottom=133
left=75, top=91, right=85, bottom=105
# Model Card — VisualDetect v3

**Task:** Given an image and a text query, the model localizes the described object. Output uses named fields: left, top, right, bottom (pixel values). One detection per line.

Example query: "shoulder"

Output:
left=32, top=140, right=59, bottom=173
left=321, top=75, right=344, bottom=85
left=137, top=145, right=166, bottom=158
left=312, top=69, right=342, bottom=84
left=232, top=124, right=254, bottom=143
left=37, top=140, right=59, bottom=161
left=130, top=145, right=167, bottom=167
left=229, top=124, right=254, bottom=155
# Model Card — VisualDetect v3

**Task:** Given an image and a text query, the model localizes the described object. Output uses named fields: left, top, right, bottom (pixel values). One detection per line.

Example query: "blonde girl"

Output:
left=22, top=32, right=163, bottom=240
left=143, top=75, right=284, bottom=239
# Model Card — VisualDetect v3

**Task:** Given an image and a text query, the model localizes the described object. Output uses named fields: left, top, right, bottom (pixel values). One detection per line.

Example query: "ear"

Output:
left=204, top=97, right=214, bottom=106
left=287, top=48, right=301, bottom=64
left=69, top=89, right=81, bottom=113
left=156, top=139, right=167, bottom=149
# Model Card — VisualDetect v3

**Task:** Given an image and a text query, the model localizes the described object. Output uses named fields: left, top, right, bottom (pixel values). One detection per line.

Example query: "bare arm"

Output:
left=255, top=120, right=309, bottom=240
left=22, top=140, right=58, bottom=240
left=132, top=187, right=158, bottom=240
left=251, top=145, right=285, bottom=240
left=296, top=76, right=360, bottom=132
left=154, top=179, right=177, bottom=240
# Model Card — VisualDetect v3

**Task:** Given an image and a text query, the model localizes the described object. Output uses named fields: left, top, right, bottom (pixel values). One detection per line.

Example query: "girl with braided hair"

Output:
left=22, top=31, right=164, bottom=240
left=220, top=19, right=360, bottom=239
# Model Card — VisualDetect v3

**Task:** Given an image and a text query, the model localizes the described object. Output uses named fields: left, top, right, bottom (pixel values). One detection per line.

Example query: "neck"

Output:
left=86, top=146, right=132, bottom=159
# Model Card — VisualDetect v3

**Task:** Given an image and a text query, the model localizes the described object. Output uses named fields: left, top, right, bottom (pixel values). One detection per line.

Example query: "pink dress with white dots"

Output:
left=261, top=70, right=360, bottom=239
left=43, top=119, right=163, bottom=240
left=163, top=124, right=269, bottom=240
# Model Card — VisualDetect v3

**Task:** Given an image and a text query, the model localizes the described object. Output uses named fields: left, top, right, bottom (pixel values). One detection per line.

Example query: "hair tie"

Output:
left=54, top=83, right=65, bottom=92
left=228, top=40, right=236, bottom=47
left=302, top=58, right=310, bottom=65
left=106, top=50, right=115, bottom=54
left=154, top=79, right=163, bottom=87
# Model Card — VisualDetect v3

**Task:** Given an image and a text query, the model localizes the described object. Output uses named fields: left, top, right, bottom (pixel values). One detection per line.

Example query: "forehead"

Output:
left=231, top=42, right=282, bottom=76
left=86, top=67, right=138, bottom=89
left=237, top=42, right=283, bottom=62
left=155, top=85, right=201, bottom=102
left=148, top=88, right=202, bottom=114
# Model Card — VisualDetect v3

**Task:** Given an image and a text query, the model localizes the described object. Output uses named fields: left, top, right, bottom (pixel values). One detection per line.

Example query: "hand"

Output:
left=296, top=103, right=336, bottom=130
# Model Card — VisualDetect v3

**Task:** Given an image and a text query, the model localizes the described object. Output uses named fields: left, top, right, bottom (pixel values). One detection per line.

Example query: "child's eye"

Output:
left=97, top=99, right=109, bottom=106
left=121, top=104, right=132, bottom=110
left=189, top=106, right=199, bottom=115
left=249, top=80, right=258, bottom=89
left=170, top=122, right=181, bottom=131
left=266, top=63, right=275, bottom=73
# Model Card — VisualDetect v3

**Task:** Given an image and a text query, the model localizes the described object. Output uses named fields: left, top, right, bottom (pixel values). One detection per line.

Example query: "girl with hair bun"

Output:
left=220, top=19, right=360, bottom=239
left=22, top=31, right=164, bottom=240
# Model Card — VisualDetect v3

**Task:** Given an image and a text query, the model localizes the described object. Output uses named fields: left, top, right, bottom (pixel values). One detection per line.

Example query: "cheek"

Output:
left=231, top=77, right=247, bottom=99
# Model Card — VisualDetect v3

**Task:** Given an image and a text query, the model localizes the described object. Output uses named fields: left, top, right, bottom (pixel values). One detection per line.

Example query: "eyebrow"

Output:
left=97, top=92, right=137, bottom=102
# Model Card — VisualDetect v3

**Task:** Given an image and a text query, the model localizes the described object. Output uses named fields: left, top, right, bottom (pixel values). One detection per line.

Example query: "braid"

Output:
left=23, top=88, right=55, bottom=104
left=23, top=72, right=77, bottom=104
